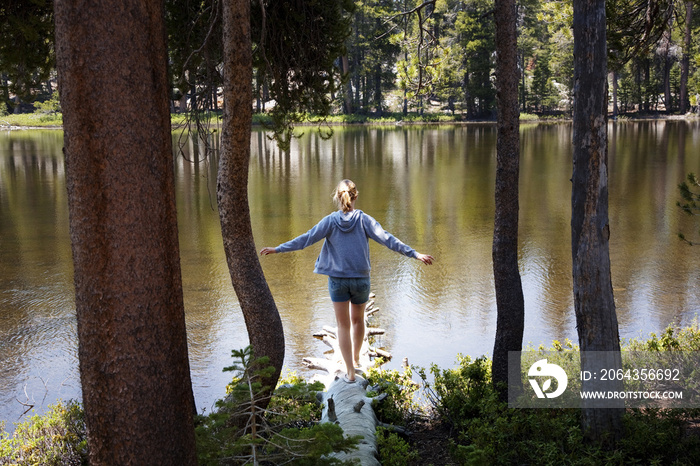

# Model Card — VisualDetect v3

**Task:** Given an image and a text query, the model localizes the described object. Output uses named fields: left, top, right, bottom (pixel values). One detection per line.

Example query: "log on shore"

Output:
left=318, top=376, right=382, bottom=466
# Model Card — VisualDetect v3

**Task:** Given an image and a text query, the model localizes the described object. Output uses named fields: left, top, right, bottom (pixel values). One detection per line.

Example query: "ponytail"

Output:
left=332, top=179, right=358, bottom=213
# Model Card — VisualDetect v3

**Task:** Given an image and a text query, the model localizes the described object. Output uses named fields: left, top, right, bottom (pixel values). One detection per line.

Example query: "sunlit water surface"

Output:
left=1, top=122, right=699, bottom=425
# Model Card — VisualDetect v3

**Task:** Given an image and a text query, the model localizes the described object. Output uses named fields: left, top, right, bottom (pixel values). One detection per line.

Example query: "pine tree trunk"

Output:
left=219, top=0, right=285, bottom=396
left=572, top=0, right=623, bottom=445
left=341, top=55, right=353, bottom=114
left=492, top=0, right=524, bottom=400
left=54, top=1, right=197, bottom=463
left=679, top=1, right=692, bottom=114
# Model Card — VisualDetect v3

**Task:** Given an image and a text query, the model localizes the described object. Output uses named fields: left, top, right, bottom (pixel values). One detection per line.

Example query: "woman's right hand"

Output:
left=260, top=247, right=277, bottom=256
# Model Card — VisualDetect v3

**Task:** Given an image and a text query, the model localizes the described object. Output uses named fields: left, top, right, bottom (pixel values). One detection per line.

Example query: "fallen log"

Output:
left=303, top=298, right=390, bottom=386
left=318, top=376, right=381, bottom=465
left=305, top=295, right=389, bottom=465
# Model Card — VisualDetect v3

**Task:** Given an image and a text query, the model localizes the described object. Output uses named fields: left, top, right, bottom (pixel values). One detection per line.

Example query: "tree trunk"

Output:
left=662, top=30, right=672, bottom=113
left=54, top=1, right=197, bottom=464
left=374, top=64, right=383, bottom=116
left=679, top=1, right=692, bottom=114
left=492, top=0, right=524, bottom=400
left=572, top=0, right=623, bottom=445
left=341, top=55, right=353, bottom=114
left=220, top=0, right=285, bottom=396
left=611, top=71, right=619, bottom=118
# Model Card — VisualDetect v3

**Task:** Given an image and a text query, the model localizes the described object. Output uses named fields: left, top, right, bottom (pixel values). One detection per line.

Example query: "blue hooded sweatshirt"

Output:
left=274, top=210, right=417, bottom=278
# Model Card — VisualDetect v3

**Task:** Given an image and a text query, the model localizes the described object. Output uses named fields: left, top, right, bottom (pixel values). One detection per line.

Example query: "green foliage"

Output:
left=416, top=331, right=700, bottom=465
left=195, top=346, right=359, bottom=465
left=267, top=372, right=326, bottom=425
left=33, top=91, right=61, bottom=119
left=376, top=426, right=419, bottom=465
left=419, top=355, right=495, bottom=427
left=0, top=0, right=54, bottom=107
left=519, top=113, right=540, bottom=121
left=624, top=321, right=700, bottom=352
left=365, top=363, right=421, bottom=425
left=0, top=401, right=88, bottom=466
left=252, top=0, right=355, bottom=150
left=0, top=113, right=62, bottom=128
left=678, top=172, right=700, bottom=245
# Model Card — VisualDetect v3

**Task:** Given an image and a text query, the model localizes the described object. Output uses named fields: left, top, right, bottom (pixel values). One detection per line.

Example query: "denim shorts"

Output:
left=328, top=276, right=371, bottom=304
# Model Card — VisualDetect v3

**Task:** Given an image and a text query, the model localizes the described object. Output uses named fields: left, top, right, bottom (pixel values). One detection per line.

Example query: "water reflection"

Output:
left=1, top=121, right=699, bottom=425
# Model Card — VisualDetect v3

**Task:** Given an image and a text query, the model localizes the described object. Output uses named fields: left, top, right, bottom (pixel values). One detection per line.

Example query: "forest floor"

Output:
left=406, top=417, right=457, bottom=465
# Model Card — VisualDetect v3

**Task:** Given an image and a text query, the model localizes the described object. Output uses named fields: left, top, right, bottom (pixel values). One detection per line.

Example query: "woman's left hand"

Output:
left=416, top=253, right=434, bottom=265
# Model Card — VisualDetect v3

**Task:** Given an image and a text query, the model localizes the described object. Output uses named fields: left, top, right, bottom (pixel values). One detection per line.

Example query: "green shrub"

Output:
left=418, top=330, right=700, bottom=465
left=365, top=363, right=421, bottom=425
left=519, top=113, right=540, bottom=121
left=0, top=400, right=88, bottom=465
left=33, top=92, right=61, bottom=117
left=195, top=346, right=359, bottom=465
left=376, top=426, right=419, bottom=465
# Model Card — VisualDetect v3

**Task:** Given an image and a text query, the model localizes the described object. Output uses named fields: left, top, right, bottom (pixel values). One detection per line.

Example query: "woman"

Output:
left=260, top=179, right=433, bottom=382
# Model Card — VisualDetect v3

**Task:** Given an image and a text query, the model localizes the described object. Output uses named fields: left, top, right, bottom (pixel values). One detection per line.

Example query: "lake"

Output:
left=1, top=121, right=699, bottom=425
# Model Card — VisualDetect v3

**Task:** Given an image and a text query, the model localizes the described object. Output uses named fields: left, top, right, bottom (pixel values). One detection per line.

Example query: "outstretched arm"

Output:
left=363, top=212, right=433, bottom=264
left=260, top=214, right=333, bottom=257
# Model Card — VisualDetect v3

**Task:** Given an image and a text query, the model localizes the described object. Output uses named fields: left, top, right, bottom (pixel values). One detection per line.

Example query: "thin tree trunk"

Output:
left=341, top=55, right=353, bottom=114
left=220, top=0, right=285, bottom=396
left=679, top=1, right=692, bottom=114
left=374, top=64, right=383, bottom=116
left=492, top=0, right=524, bottom=400
left=662, top=30, right=672, bottom=113
left=611, top=71, right=619, bottom=118
left=54, top=1, right=197, bottom=463
left=572, top=0, right=623, bottom=445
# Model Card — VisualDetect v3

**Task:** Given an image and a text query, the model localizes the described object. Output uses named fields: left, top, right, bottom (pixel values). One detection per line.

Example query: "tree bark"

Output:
left=679, top=1, right=692, bottom=114
left=220, top=0, right=285, bottom=395
left=611, top=71, right=619, bottom=118
left=341, top=55, right=353, bottom=114
left=492, top=0, right=524, bottom=400
left=572, top=0, right=623, bottom=445
left=54, top=1, right=197, bottom=464
left=661, top=30, right=672, bottom=113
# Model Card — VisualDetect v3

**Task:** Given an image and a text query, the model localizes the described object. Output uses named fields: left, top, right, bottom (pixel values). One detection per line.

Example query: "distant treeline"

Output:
left=2, top=0, right=699, bottom=118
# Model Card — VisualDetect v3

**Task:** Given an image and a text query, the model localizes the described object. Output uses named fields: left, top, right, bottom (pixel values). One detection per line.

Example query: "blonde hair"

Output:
left=332, top=179, right=358, bottom=213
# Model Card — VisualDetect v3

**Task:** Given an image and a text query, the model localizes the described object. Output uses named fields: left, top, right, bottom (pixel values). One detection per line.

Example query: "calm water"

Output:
left=1, top=122, right=699, bottom=425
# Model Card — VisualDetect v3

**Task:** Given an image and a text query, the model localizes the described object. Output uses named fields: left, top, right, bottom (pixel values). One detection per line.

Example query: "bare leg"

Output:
left=350, top=302, right=366, bottom=367
left=333, top=300, right=355, bottom=381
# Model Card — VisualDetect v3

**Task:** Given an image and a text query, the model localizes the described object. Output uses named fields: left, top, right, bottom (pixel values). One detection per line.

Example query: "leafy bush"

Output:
left=625, top=321, right=700, bottom=351
left=417, top=330, right=700, bottom=465
left=195, top=346, right=358, bottom=465
left=365, top=363, right=421, bottom=426
left=33, top=92, right=61, bottom=117
left=0, top=401, right=87, bottom=465
left=376, top=426, right=419, bottom=466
